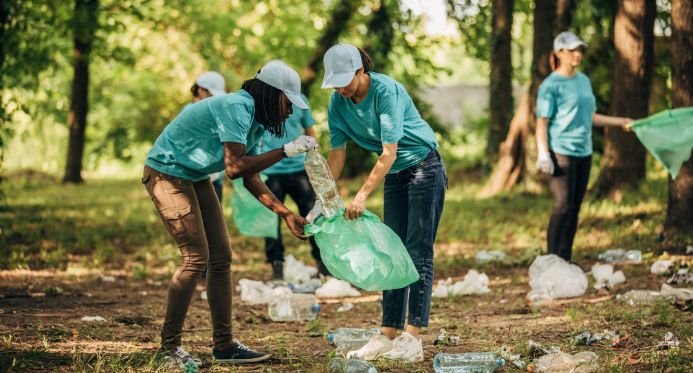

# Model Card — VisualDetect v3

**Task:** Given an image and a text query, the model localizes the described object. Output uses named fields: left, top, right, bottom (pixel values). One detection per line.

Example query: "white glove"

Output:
left=536, top=151, right=554, bottom=175
left=306, top=200, right=323, bottom=223
left=283, top=135, right=318, bottom=157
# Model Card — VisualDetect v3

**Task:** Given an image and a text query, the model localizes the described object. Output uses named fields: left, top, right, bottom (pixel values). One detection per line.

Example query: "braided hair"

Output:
left=241, top=78, right=286, bottom=138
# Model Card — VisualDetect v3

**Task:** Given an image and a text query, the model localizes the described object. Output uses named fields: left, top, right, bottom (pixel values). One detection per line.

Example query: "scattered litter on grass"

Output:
left=650, top=259, right=674, bottom=274
left=81, top=316, right=106, bottom=322
left=572, top=330, right=621, bottom=346
left=336, top=303, right=353, bottom=312
left=474, top=250, right=506, bottom=263
left=99, top=275, right=115, bottom=282
left=315, top=278, right=361, bottom=298
left=526, top=340, right=561, bottom=358
left=433, top=328, right=460, bottom=346
left=527, top=255, right=587, bottom=303
left=237, top=279, right=292, bottom=305
left=617, top=289, right=662, bottom=306
left=432, top=270, right=490, bottom=298
left=667, top=268, right=692, bottom=285
left=533, top=351, right=598, bottom=372
left=290, top=278, right=322, bottom=294
left=284, top=255, right=318, bottom=284
left=591, top=264, right=626, bottom=290
left=660, top=283, right=693, bottom=301
left=597, top=249, right=642, bottom=263
left=656, top=332, right=680, bottom=350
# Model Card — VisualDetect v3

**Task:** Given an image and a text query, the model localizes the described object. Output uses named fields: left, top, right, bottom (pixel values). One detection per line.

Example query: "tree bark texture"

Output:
left=483, top=0, right=558, bottom=195
left=487, top=0, right=514, bottom=165
left=63, top=0, right=99, bottom=184
left=665, top=0, right=693, bottom=235
left=592, top=0, right=655, bottom=198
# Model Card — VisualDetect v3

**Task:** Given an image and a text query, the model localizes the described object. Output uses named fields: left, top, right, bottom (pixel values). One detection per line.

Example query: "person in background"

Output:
left=320, top=43, right=446, bottom=363
left=260, top=62, right=330, bottom=280
left=535, top=31, right=632, bottom=262
left=191, top=71, right=227, bottom=202
left=143, top=61, right=316, bottom=367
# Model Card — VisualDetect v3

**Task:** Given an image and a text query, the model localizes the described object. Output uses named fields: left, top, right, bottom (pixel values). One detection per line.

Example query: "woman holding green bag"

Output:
left=320, top=43, right=446, bottom=362
left=142, top=61, right=316, bottom=366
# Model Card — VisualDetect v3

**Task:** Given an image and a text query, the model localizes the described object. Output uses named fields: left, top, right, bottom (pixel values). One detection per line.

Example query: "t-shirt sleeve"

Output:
left=585, top=76, right=597, bottom=113
left=536, top=80, right=555, bottom=119
left=328, top=98, right=349, bottom=149
left=217, top=102, right=253, bottom=144
left=375, top=87, right=404, bottom=145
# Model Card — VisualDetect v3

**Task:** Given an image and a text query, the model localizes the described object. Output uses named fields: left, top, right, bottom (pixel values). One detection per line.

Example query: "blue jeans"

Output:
left=381, top=149, right=446, bottom=329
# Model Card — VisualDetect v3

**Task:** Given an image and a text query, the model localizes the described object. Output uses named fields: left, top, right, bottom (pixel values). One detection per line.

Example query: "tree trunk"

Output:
left=300, top=0, right=359, bottom=97
left=483, top=0, right=557, bottom=195
left=63, top=0, right=99, bottom=184
left=591, top=0, right=655, bottom=198
left=487, top=0, right=514, bottom=166
left=664, top=0, right=693, bottom=236
left=556, top=0, right=576, bottom=32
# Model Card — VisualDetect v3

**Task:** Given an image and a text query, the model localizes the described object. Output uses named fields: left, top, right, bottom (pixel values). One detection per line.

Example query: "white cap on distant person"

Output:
left=553, top=31, right=587, bottom=52
left=256, top=60, right=309, bottom=110
left=196, top=71, right=226, bottom=96
left=321, top=43, right=363, bottom=89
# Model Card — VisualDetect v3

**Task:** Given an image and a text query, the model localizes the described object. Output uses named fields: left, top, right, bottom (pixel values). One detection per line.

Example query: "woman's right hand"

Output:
left=283, top=213, right=308, bottom=240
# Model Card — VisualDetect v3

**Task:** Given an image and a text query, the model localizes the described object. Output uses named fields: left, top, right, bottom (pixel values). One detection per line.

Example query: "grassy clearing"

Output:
left=0, top=170, right=691, bottom=372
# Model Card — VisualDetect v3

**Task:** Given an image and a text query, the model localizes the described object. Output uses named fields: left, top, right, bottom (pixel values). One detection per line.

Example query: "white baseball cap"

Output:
left=553, top=31, right=587, bottom=52
left=195, top=71, right=226, bottom=96
left=255, top=60, right=309, bottom=110
left=321, top=43, right=363, bottom=89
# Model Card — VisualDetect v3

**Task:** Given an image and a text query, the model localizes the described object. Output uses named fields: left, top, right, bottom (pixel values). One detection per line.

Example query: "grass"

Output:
left=0, top=168, right=691, bottom=372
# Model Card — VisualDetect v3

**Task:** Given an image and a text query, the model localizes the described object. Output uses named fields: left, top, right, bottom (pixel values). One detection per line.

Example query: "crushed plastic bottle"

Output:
left=304, top=150, right=344, bottom=218
left=327, top=328, right=380, bottom=352
left=268, top=294, right=320, bottom=322
left=289, top=278, right=323, bottom=294
left=433, top=352, right=505, bottom=373
left=328, top=356, right=377, bottom=373
left=616, top=289, right=663, bottom=306
left=534, top=351, right=598, bottom=372
left=597, top=249, right=642, bottom=263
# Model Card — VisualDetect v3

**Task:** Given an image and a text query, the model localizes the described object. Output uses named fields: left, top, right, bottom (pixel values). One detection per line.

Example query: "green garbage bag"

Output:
left=230, top=175, right=278, bottom=239
left=304, top=209, right=419, bottom=291
left=631, top=107, right=693, bottom=179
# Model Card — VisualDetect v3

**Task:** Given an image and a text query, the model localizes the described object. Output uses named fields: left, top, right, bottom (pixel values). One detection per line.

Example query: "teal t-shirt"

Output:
left=327, top=72, right=438, bottom=173
left=262, top=96, right=315, bottom=175
left=145, top=90, right=264, bottom=181
left=536, top=71, right=597, bottom=157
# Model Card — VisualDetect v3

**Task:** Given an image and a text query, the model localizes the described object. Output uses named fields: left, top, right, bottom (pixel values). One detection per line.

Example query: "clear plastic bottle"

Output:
left=433, top=352, right=505, bottom=373
left=327, top=328, right=380, bottom=352
left=268, top=294, right=320, bottom=322
left=304, top=149, right=344, bottom=218
left=328, top=356, right=377, bottom=373
left=616, top=290, right=662, bottom=306
left=597, top=249, right=642, bottom=263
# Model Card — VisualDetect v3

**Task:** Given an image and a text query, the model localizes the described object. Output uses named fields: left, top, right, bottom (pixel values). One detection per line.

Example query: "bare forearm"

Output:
left=243, top=174, right=292, bottom=216
left=358, top=153, right=395, bottom=198
left=593, top=113, right=630, bottom=127
left=327, top=149, right=346, bottom=181
left=225, top=147, right=285, bottom=179
left=536, top=117, right=550, bottom=153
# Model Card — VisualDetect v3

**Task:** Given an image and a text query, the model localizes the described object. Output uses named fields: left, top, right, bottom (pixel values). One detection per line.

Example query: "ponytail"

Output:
left=549, top=51, right=560, bottom=71
left=357, top=47, right=373, bottom=72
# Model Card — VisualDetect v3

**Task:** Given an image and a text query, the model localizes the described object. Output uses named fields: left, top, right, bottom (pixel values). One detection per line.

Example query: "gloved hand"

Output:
left=306, top=200, right=323, bottom=224
left=283, top=135, right=318, bottom=157
left=536, top=151, right=554, bottom=175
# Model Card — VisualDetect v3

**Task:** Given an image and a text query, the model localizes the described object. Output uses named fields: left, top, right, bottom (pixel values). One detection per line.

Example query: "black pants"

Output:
left=264, top=171, right=322, bottom=264
left=547, top=152, right=591, bottom=261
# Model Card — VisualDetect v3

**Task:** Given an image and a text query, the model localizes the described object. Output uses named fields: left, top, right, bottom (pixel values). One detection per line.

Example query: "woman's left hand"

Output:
left=345, top=192, right=367, bottom=220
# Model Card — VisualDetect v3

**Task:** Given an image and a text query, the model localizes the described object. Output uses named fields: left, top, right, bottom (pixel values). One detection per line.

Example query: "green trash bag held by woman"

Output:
left=304, top=209, right=419, bottom=291
left=230, top=175, right=279, bottom=239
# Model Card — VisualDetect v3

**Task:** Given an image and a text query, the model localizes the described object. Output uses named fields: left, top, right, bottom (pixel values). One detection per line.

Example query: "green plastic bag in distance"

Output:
left=230, top=175, right=278, bottom=239
left=304, top=209, right=419, bottom=291
left=631, top=107, right=693, bottom=179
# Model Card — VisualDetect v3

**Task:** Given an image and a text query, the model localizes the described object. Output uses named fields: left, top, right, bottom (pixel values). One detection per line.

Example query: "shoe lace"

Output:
left=173, top=347, right=201, bottom=363
left=234, top=341, right=251, bottom=351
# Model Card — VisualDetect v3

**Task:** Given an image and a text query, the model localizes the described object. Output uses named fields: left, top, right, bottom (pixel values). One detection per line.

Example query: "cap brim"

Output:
left=321, top=71, right=356, bottom=89
left=208, top=88, right=226, bottom=96
left=562, top=41, right=587, bottom=50
left=286, top=92, right=309, bottom=110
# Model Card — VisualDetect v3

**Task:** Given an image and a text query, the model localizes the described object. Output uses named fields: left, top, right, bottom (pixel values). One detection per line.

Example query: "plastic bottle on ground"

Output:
left=328, top=356, right=377, bottom=373
left=268, top=294, right=320, bottom=322
left=327, top=328, right=380, bottom=352
left=597, top=249, right=642, bottom=263
left=616, top=290, right=662, bottom=306
left=433, top=352, right=505, bottom=373
left=304, top=150, right=344, bottom=218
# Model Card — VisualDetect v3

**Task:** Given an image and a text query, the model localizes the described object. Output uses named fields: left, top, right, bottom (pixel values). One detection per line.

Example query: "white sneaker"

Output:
left=346, top=334, right=393, bottom=361
left=380, top=332, right=423, bottom=362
